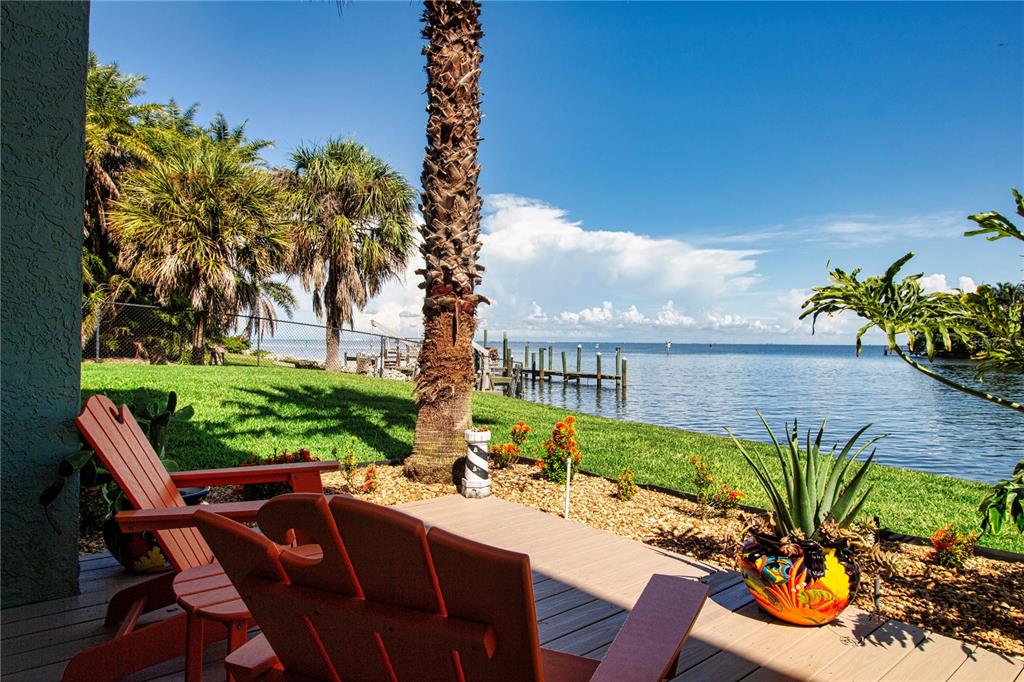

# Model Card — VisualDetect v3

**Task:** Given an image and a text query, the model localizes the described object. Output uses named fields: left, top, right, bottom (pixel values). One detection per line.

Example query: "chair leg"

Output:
left=225, top=618, right=251, bottom=682
left=104, top=570, right=176, bottom=626
left=185, top=612, right=205, bottom=682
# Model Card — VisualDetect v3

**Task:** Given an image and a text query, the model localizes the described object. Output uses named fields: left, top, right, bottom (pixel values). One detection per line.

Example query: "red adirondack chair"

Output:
left=195, top=493, right=709, bottom=681
left=63, top=394, right=339, bottom=682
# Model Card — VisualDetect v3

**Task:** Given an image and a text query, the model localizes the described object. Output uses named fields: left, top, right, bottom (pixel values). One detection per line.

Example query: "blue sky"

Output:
left=90, top=1, right=1023, bottom=342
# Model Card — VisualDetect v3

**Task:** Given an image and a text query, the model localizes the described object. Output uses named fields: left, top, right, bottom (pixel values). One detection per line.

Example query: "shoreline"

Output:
left=80, top=362, right=1024, bottom=554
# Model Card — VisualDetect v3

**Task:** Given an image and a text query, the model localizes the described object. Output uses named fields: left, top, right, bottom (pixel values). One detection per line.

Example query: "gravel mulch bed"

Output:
left=80, top=463, right=1024, bottom=657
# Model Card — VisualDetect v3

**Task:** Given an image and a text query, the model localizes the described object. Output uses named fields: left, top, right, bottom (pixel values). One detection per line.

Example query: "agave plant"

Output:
left=727, top=413, right=884, bottom=541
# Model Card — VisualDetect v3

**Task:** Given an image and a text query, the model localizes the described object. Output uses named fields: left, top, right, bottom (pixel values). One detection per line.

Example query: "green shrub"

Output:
left=617, top=468, right=638, bottom=502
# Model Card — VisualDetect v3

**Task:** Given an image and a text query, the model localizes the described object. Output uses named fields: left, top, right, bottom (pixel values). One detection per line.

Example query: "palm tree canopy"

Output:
left=281, top=138, right=416, bottom=326
left=109, top=135, right=289, bottom=323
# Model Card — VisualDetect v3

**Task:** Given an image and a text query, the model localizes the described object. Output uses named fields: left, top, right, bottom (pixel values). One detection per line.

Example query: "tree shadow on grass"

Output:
left=218, top=383, right=417, bottom=462
left=81, top=386, right=253, bottom=470
left=82, top=380, right=418, bottom=469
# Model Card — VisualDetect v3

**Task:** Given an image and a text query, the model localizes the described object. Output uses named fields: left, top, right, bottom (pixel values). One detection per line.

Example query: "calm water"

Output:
left=507, top=342, right=1023, bottom=484
left=262, top=337, right=1022, bottom=483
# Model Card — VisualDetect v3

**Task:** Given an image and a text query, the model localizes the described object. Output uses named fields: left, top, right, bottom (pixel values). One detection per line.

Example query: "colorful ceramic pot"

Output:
left=738, top=530, right=860, bottom=626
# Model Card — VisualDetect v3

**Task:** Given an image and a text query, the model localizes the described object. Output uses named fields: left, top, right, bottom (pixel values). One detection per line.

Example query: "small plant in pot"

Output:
left=727, top=413, right=884, bottom=626
left=40, top=391, right=201, bottom=572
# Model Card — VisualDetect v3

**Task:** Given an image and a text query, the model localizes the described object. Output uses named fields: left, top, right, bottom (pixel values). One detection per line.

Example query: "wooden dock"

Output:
left=477, top=331, right=629, bottom=398
left=4, top=496, right=1021, bottom=681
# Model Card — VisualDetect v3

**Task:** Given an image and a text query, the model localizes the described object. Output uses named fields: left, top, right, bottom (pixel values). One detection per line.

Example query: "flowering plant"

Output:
left=511, top=420, right=531, bottom=447
left=239, top=448, right=319, bottom=500
left=928, top=525, right=977, bottom=569
left=490, top=420, right=533, bottom=469
left=538, top=416, right=580, bottom=483
left=361, top=464, right=379, bottom=495
left=490, top=442, right=519, bottom=469
left=711, top=485, right=746, bottom=512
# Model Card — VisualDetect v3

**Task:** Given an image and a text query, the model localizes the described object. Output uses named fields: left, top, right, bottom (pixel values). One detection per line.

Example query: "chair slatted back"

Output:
left=76, top=394, right=213, bottom=571
left=195, top=494, right=544, bottom=681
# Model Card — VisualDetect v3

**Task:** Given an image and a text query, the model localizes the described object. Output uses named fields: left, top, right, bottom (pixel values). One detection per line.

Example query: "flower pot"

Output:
left=462, top=429, right=491, bottom=498
left=103, top=486, right=211, bottom=572
left=737, top=530, right=860, bottom=626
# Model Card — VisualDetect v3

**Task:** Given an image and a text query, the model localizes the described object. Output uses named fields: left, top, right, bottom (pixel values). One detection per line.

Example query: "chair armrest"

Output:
left=170, top=461, right=339, bottom=492
left=591, top=574, right=708, bottom=682
left=225, top=633, right=281, bottom=682
left=115, top=500, right=265, bottom=533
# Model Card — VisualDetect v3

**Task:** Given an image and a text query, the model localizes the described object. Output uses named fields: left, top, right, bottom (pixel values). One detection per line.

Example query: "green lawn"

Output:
left=80, top=362, right=1023, bottom=553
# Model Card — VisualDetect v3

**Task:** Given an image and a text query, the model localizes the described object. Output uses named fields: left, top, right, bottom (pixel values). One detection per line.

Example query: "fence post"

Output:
left=94, top=302, right=101, bottom=363
left=256, top=326, right=262, bottom=367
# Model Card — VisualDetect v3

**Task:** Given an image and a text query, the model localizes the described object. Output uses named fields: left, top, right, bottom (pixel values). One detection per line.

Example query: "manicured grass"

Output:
left=80, top=362, right=1023, bottom=553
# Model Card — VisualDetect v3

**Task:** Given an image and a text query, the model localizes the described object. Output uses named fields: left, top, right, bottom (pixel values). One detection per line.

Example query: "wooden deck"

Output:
left=3, top=495, right=1022, bottom=681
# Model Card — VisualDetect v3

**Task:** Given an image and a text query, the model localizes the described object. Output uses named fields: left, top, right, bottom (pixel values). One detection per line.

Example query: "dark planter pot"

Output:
left=737, top=529, right=860, bottom=626
left=103, top=487, right=211, bottom=572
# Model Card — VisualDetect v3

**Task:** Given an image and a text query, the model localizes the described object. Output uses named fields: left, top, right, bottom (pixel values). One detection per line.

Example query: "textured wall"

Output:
left=1, top=1, right=89, bottom=606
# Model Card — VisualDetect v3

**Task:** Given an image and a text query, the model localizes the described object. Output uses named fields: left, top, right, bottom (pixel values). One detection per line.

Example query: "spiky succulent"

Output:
left=727, top=412, right=884, bottom=542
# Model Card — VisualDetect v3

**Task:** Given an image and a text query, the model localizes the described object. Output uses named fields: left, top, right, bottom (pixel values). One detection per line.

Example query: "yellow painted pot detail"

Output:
left=738, top=535, right=860, bottom=626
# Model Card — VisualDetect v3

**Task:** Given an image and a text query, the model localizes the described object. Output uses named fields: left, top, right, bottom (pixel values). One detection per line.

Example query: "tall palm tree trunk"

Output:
left=405, top=0, right=489, bottom=483
left=324, top=261, right=342, bottom=372
left=191, top=310, right=207, bottom=365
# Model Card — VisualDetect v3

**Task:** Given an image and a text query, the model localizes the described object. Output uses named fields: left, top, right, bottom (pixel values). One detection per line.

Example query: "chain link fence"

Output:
left=82, top=301, right=420, bottom=377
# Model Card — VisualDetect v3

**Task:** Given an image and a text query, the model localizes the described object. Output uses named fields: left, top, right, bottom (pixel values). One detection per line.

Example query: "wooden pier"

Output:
left=475, top=331, right=628, bottom=398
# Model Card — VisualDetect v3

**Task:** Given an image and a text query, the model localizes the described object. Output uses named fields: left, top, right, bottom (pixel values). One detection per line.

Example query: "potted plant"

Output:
left=727, top=413, right=883, bottom=626
left=40, top=391, right=205, bottom=571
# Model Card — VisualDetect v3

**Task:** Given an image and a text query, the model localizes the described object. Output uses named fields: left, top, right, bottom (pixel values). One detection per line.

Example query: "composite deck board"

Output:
left=879, top=632, right=977, bottom=681
left=2, top=495, right=1015, bottom=681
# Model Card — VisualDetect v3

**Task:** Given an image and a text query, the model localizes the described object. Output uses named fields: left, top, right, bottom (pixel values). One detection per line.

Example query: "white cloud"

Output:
left=920, top=273, right=978, bottom=294
left=273, top=195, right=984, bottom=343
left=527, top=302, right=548, bottom=322
left=654, top=300, right=696, bottom=328
left=478, top=194, right=761, bottom=336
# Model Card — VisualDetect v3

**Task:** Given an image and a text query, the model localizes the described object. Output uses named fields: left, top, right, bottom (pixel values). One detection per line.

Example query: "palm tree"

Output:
left=83, top=53, right=161, bottom=250
left=404, top=0, right=490, bottom=483
left=109, top=136, right=289, bottom=364
left=280, top=139, right=416, bottom=371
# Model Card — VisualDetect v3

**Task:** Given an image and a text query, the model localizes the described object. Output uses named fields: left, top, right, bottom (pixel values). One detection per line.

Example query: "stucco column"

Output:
left=1, top=0, right=90, bottom=606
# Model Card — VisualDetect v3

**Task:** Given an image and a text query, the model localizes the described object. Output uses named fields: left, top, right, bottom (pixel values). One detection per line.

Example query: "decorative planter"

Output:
left=737, top=530, right=860, bottom=626
left=104, top=486, right=210, bottom=572
left=462, top=429, right=491, bottom=498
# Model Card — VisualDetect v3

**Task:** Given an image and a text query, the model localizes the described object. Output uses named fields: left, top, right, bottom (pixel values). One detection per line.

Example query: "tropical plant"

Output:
left=801, top=188, right=1024, bottom=413
left=83, top=53, right=161, bottom=253
left=405, top=0, right=490, bottom=483
left=279, top=139, right=415, bottom=371
left=82, top=54, right=164, bottom=340
left=727, top=413, right=883, bottom=541
left=978, top=460, right=1024, bottom=535
left=39, top=391, right=191, bottom=514
left=110, top=135, right=289, bottom=363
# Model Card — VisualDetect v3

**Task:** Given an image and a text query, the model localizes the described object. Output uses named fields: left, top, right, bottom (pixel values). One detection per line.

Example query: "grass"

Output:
left=80, top=362, right=1023, bottom=553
